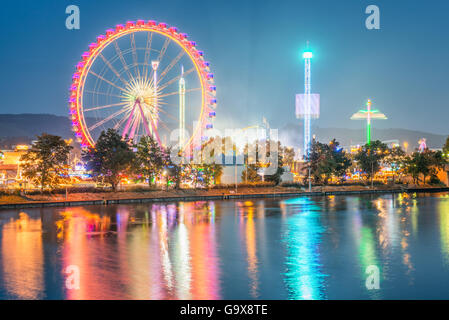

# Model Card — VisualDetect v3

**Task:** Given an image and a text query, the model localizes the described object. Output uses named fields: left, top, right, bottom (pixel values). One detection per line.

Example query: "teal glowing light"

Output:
left=281, top=197, right=327, bottom=299
left=303, top=51, right=313, bottom=59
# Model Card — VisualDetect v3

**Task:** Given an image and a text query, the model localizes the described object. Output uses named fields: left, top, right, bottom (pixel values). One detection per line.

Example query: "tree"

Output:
left=406, top=149, right=446, bottom=185
left=282, top=146, right=296, bottom=170
left=443, top=136, right=449, bottom=156
left=306, top=139, right=328, bottom=184
left=305, top=139, right=351, bottom=185
left=209, top=163, right=223, bottom=186
left=263, top=141, right=285, bottom=185
left=83, top=129, right=135, bottom=191
left=163, top=146, right=183, bottom=190
left=405, top=153, right=422, bottom=184
left=195, top=163, right=223, bottom=189
left=354, top=140, right=388, bottom=186
left=187, top=139, right=224, bottom=189
left=429, top=150, right=446, bottom=184
left=442, top=137, right=449, bottom=169
left=241, top=139, right=286, bottom=185
left=242, top=141, right=262, bottom=183
left=187, top=163, right=202, bottom=188
left=20, top=133, right=73, bottom=191
left=135, top=136, right=164, bottom=186
left=242, top=163, right=262, bottom=183
left=329, top=139, right=352, bottom=182
left=383, top=146, right=406, bottom=183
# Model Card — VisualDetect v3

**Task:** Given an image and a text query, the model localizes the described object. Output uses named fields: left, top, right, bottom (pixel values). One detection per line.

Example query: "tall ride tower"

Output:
left=179, top=66, right=186, bottom=149
left=296, top=43, right=320, bottom=192
left=296, top=44, right=319, bottom=159
left=350, top=99, right=387, bottom=145
left=303, top=49, right=312, bottom=158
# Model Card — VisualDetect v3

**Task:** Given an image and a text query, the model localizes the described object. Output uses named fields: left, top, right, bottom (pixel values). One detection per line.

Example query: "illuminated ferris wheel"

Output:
left=69, top=20, right=217, bottom=151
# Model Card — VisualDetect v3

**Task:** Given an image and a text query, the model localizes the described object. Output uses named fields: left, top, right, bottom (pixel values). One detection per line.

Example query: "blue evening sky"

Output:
left=0, top=0, right=448, bottom=134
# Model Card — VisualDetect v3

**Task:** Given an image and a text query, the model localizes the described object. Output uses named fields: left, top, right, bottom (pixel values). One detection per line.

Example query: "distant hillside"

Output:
left=0, top=114, right=72, bottom=145
left=0, top=114, right=446, bottom=150
left=280, top=123, right=447, bottom=150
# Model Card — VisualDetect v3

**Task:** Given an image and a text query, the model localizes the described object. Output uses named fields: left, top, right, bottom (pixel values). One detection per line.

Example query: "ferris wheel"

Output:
left=69, top=20, right=217, bottom=152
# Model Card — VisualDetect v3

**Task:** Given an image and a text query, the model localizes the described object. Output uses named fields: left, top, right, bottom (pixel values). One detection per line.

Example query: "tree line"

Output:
left=19, top=129, right=224, bottom=191
left=18, top=130, right=449, bottom=191
left=304, top=138, right=448, bottom=186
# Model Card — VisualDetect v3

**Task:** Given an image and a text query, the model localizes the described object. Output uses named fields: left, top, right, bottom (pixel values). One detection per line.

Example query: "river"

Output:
left=1, top=192, right=449, bottom=299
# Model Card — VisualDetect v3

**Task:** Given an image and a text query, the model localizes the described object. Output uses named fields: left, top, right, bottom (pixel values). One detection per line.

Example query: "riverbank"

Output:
left=0, top=185, right=448, bottom=209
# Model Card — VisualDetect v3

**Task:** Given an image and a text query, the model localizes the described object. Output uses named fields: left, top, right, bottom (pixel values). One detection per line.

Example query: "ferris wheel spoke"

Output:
left=89, top=70, right=127, bottom=92
left=113, top=113, right=130, bottom=130
left=157, top=51, right=185, bottom=84
left=88, top=108, right=129, bottom=131
left=113, top=41, right=134, bottom=80
left=157, top=37, right=171, bottom=64
left=156, top=119, right=170, bottom=131
left=159, top=87, right=201, bottom=99
left=143, top=32, right=153, bottom=77
left=84, top=102, right=128, bottom=112
left=84, top=90, right=124, bottom=99
left=130, top=33, right=140, bottom=79
left=137, top=103, right=152, bottom=137
left=159, top=67, right=195, bottom=91
left=155, top=106, right=180, bottom=123
left=98, top=53, right=129, bottom=86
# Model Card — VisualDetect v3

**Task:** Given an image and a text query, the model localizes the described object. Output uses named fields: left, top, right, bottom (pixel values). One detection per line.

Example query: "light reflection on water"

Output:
left=1, top=193, right=449, bottom=300
left=281, top=197, right=326, bottom=300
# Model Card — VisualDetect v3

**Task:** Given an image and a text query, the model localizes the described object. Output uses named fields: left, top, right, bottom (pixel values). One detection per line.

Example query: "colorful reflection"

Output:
left=2, top=193, right=449, bottom=299
left=237, top=201, right=260, bottom=298
left=173, top=203, right=192, bottom=299
left=27, top=202, right=221, bottom=300
left=187, top=201, right=221, bottom=300
left=352, top=200, right=381, bottom=299
left=281, top=197, right=327, bottom=300
left=439, top=196, right=449, bottom=266
left=1, top=212, right=44, bottom=299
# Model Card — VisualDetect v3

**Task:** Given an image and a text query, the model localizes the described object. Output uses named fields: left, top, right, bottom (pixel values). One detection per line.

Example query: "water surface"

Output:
left=1, top=192, right=449, bottom=299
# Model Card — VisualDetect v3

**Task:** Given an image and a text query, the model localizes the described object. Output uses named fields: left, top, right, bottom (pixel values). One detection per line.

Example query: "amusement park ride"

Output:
left=296, top=43, right=320, bottom=191
left=296, top=44, right=320, bottom=159
left=350, top=99, right=387, bottom=145
left=69, top=20, right=217, bottom=153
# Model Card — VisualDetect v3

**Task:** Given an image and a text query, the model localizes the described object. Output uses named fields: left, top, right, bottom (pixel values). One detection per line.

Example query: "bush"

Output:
left=0, top=188, right=23, bottom=196
left=211, top=182, right=276, bottom=189
left=23, top=187, right=110, bottom=195
left=429, top=175, right=444, bottom=186
left=280, top=182, right=304, bottom=188
left=122, top=185, right=161, bottom=193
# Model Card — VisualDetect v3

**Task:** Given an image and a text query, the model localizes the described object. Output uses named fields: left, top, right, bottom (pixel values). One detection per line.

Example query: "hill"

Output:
left=280, top=124, right=447, bottom=150
left=0, top=114, right=72, bottom=147
left=0, top=114, right=446, bottom=150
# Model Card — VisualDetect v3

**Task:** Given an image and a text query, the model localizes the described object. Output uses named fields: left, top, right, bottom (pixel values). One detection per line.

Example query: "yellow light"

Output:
left=15, top=145, right=29, bottom=151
